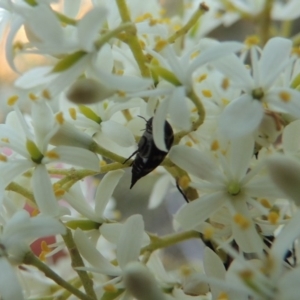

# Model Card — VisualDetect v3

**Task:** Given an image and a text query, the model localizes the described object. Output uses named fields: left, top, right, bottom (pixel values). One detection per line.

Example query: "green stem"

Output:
left=94, top=22, right=134, bottom=50
left=62, top=229, right=97, bottom=299
left=23, top=252, right=94, bottom=300
left=168, top=2, right=209, bottom=44
left=116, top=0, right=151, bottom=77
left=55, top=11, right=77, bottom=26
left=258, top=0, right=273, bottom=45
left=91, top=143, right=132, bottom=165
left=141, top=230, right=200, bottom=253
left=6, top=182, right=36, bottom=206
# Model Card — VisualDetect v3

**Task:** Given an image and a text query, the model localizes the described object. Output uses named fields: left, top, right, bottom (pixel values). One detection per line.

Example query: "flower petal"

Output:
left=148, top=174, right=170, bottom=209
left=219, top=94, right=264, bottom=139
left=74, top=229, right=121, bottom=276
left=101, top=121, right=135, bottom=147
left=0, top=160, right=33, bottom=187
left=175, top=192, right=226, bottom=230
left=168, top=87, right=190, bottom=130
left=95, top=170, right=124, bottom=216
left=32, top=165, right=61, bottom=217
left=153, top=97, right=170, bottom=152
left=117, top=215, right=145, bottom=269
left=46, top=146, right=100, bottom=172
left=260, top=37, right=292, bottom=89
left=0, top=258, right=23, bottom=300
left=229, top=134, right=254, bottom=180
left=169, top=145, right=219, bottom=181
left=203, top=247, right=226, bottom=300
left=77, top=6, right=107, bottom=52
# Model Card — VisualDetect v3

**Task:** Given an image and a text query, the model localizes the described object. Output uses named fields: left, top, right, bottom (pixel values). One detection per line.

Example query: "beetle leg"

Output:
left=123, top=150, right=138, bottom=164
left=176, top=181, right=189, bottom=203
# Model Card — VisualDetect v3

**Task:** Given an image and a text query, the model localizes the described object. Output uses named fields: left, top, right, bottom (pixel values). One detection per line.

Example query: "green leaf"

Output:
left=52, top=51, right=87, bottom=73
left=101, top=289, right=124, bottom=300
left=66, top=220, right=100, bottom=230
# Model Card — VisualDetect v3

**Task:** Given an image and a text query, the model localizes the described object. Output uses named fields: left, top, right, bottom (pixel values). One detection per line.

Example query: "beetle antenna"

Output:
left=137, top=115, right=148, bottom=122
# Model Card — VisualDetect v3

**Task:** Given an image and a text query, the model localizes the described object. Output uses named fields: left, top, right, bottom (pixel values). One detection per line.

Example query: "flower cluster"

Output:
left=0, top=0, right=300, bottom=299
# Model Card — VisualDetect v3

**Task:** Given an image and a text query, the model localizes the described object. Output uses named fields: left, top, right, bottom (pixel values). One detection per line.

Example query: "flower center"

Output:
left=252, top=87, right=264, bottom=100
left=26, top=140, right=44, bottom=164
left=227, top=181, right=240, bottom=196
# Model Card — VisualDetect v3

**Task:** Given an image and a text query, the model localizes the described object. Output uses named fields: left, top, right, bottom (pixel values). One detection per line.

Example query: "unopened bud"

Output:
left=66, top=78, right=115, bottom=104
left=267, top=155, right=300, bottom=205
left=124, top=262, right=166, bottom=300
left=50, top=121, right=95, bottom=150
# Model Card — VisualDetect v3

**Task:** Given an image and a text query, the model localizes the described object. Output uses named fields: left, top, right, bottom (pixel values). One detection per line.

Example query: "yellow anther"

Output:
left=190, top=50, right=200, bottom=59
left=149, top=19, right=158, bottom=26
left=55, top=112, right=65, bottom=125
left=155, top=39, right=168, bottom=52
left=197, top=74, right=207, bottom=82
left=221, top=78, right=230, bottom=90
left=46, top=150, right=60, bottom=159
left=103, top=284, right=117, bottom=293
left=117, top=90, right=126, bottom=97
left=233, top=213, right=250, bottom=229
left=42, top=89, right=51, bottom=100
left=13, top=41, right=24, bottom=51
left=217, top=292, right=229, bottom=300
left=54, top=189, right=65, bottom=197
left=31, top=208, right=40, bottom=216
left=203, top=227, right=214, bottom=240
left=41, top=240, right=51, bottom=252
left=116, top=69, right=124, bottom=75
left=180, top=265, right=192, bottom=276
left=268, top=211, right=279, bottom=225
left=260, top=198, right=272, bottom=208
left=0, top=154, right=7, bottom=162
left=292, top=47, right=300, bottom=57
left=28, top=93, right=38, bottom=101
left=211, top=140, right=220, bottom=151
left=185, top=141, right=193, bottom=147
left=221, top=98, right=229, bottom=106
left=178, top=175, right=190, bottom=189
left=202, top=89, right=212, bottom=98
left=1, top=138, right=9, bottom=143
left=135, top=13, right=152, bottom=22
left=239, top=269, right=254, bottom=280
left=7, top=95, right=19, bottom=106
left=39, top=241, right=51, bottom=261
left=100, top=160, right=107, bottom=166
left=244, top=35, right=260, bottom=47
left=69, top=108, right=77, bottom=120
left=279, top=91, right=291, bottom=102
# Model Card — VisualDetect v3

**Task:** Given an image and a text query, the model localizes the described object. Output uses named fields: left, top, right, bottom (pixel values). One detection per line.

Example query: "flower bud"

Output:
left=267, top=155, right=300, bottom=205
left=66, top=78, right=115, bottom=104
left=50, top=121, right=95, bottom=150
left=123, top=262, right=166, bottom=300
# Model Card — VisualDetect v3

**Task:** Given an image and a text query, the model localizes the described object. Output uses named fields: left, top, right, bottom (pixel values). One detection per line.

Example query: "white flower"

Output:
left=74, top=214, right=149, bottom=297
left=0, top=99, right=99, bottom=216
left=213, top=37, right=300, bottom=138
left=0, top=210, right=66, bottom=300
left=63, top=170, right=124, bottom=223
left=169, top=134, right=280, bottom=253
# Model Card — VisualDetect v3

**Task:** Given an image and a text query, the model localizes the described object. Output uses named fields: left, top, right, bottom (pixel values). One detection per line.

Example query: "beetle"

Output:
left=124, top=117, right=174, bottom=189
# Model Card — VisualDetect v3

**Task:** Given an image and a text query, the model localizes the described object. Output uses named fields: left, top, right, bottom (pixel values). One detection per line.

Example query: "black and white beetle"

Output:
left=124, top=117, right=174, bottom=189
